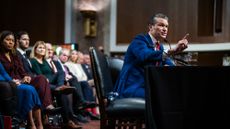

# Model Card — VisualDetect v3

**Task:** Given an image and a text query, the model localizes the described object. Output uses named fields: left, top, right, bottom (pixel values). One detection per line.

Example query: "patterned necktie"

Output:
left=23, top=53, right=27, bottom=58
left=24, top=53, right=32, bottom=68
left=63, top=65, right=69, bottom=76
left=155, top=41, right=160, bottom=66
left=50, top=60, right=57, bottom=73
left=155, top=41, right=160, bottom=50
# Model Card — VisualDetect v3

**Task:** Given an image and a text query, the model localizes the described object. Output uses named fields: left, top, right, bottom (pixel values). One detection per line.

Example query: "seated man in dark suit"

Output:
left=16, top=31, right=56, bottom=111
left=46, top=43, right=97, bottom=122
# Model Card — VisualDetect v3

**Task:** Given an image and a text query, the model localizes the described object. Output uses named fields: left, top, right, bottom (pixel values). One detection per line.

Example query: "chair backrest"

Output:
left=108, top=58, right=124, bottom=86
left=89, top=47, right=114, bottom=106
left=0, top=82, right=17, bottom=117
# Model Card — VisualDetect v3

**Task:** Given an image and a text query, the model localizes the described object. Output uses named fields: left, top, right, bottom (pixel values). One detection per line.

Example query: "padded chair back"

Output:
left=108, top=58, right=124, bottom=86
left=0, top=82, right=17, bottom=116
left=89, top=47, right=113, bottom=107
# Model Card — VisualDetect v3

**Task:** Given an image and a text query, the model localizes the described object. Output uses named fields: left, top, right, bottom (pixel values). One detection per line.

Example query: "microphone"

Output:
left=163, top=38, right=190, bottom=66
left=172, top=57, right=190, bottom=66
left=163, top=38, right=171, bottom=49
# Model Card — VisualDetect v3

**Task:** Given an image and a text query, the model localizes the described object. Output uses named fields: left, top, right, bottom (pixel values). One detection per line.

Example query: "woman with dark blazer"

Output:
left=0, top=30, right=43, bottom=129
left=0, top=31, right=55, bottom=113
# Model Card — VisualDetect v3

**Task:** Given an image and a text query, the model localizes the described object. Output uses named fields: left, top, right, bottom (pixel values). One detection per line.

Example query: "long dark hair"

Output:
left=0, top=30, right=17, bottom=54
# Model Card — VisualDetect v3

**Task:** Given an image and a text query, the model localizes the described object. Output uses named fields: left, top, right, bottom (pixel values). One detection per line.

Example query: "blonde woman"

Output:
left=30, top=41, right=81, bottom=129
left=65, top=50, right=99, bottom=120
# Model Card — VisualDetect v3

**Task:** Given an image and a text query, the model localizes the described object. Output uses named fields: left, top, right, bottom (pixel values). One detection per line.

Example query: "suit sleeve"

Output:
left=128, top=35, right=163, bottom=63
left=14, top=55, right=29, bottom=78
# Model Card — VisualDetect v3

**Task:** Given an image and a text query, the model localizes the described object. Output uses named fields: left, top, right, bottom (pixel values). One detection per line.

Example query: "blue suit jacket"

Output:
left=113, top=33, right=174, bottom=98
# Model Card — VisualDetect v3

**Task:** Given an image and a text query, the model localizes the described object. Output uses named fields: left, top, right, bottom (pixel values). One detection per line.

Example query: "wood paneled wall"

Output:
left=117, top=0, right=230, bottom=44
left=0, top=0, right=64, bottom=45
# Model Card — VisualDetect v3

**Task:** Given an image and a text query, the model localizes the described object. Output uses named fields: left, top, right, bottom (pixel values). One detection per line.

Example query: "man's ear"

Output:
left=149, top=24, right=156, bottom=31
left=148, top=24, right=152, bottom=29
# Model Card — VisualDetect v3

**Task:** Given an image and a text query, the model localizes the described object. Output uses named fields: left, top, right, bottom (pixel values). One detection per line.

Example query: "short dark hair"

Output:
left=148, top=13, right=168, bottom=25
left=16, top=31, right=29, bottom=40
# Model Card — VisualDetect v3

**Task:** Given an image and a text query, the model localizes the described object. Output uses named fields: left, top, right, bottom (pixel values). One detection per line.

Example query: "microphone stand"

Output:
left=163, top=39, right=191, bottom=66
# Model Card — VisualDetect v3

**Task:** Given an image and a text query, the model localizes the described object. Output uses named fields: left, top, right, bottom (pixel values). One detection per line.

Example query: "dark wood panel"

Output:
left=0, top=0, right=64, bottom=45
left=117, top=0, right=195, bottom=44
left=224, top=0, right=230, bottom=41
left=198, top=0, right=214, bottom=36
left=117, top=0, right=154, bottom=44
left=116, top=0, right=230, bottom=44
left=197, top=51, right=230, bottom=66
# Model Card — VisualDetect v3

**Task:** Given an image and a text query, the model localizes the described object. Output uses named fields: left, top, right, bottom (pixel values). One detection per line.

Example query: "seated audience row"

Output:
left=0, top=31, right=44, bottom=129
left=0, top=30, right=94, bottom=129
left=0, top=30, right=100, bottom=129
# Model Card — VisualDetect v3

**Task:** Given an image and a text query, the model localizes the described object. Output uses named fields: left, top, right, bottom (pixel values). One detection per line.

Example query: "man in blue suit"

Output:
left=114, top=13, right=189, bottom=98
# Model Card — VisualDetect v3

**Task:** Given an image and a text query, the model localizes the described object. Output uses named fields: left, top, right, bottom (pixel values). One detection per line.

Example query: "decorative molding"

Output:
left=65, top=0, right=72, bottom=43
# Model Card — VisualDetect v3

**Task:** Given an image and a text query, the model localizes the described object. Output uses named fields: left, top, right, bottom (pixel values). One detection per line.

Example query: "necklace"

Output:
left=5, top=52, right=11, bottom=62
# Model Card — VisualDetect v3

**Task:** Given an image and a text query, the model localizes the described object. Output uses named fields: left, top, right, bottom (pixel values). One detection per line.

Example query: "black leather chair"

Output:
left=107, top=57, right=124, bottom=86
left=0, top=82, right=19, bottom=129
left=89, top=47, right=145, bottom=129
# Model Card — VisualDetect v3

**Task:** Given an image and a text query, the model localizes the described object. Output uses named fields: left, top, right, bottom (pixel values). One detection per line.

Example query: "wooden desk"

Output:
left=145, top=66, right=230, bottom=129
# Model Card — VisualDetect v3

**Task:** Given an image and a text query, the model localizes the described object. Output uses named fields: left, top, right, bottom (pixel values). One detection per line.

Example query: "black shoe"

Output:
left=12, top=116, right=22, bottom=129
left=54, top=86, right=75, bottom=95
left=77, top=101, right=97, bottom=110
left=72, top=114, right=89, bottom=123
left=45, top=107, right=62, bottom=115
